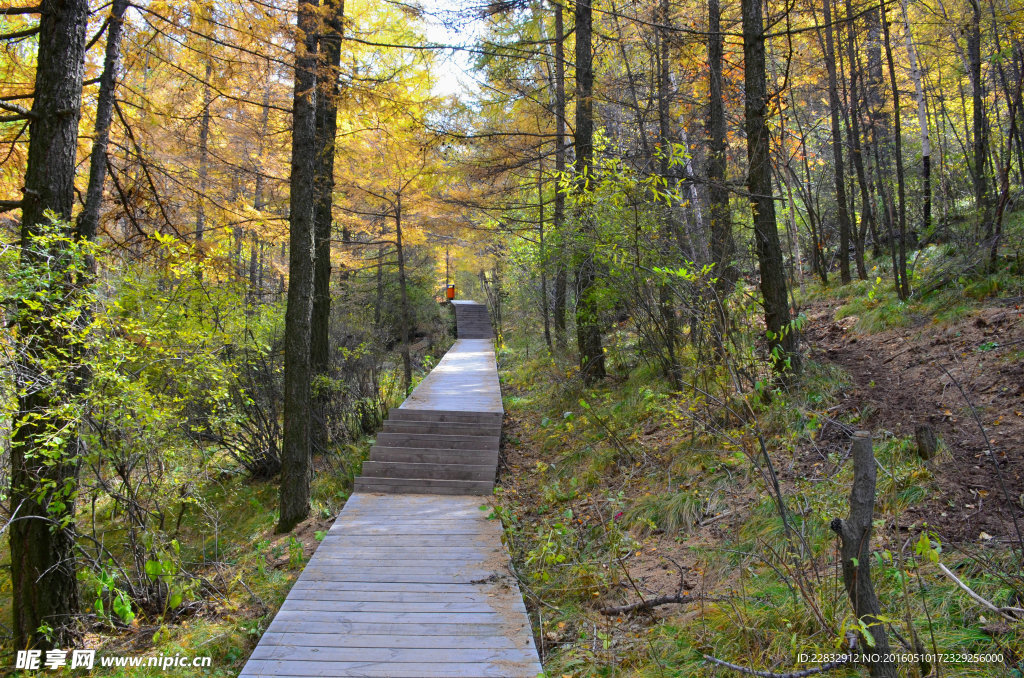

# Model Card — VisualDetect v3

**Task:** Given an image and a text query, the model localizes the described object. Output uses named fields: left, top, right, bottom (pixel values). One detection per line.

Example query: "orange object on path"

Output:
left=445, top=284, right=455, bottom=300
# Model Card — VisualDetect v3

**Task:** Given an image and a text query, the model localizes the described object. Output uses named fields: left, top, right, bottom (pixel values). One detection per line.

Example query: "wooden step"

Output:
left=353, top=477, right=494, bottom=495
left=376, top=432, right=499, bottom=451
left=369, top=446, right=499, bottom=466
left=390, top=409, right=503, bottom=424
left=361, top=461, right=496, bottom=481
left=382, top=420, right=502, bottom=436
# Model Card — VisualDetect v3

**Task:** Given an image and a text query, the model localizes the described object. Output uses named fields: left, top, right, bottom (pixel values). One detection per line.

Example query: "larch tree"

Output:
left=279, top=0, right=320, bottom=533
left=573, top=0, right=606, bottom=383
left=311, top=0, right=345, bottom=457
left=741, top=0, right=800, bottom=373
left=9, top=0, right=90, bottom=650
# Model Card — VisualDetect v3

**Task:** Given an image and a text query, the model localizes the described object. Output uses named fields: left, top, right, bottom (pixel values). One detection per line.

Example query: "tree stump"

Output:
left=830, top=431, right=898, bottom=678
left=916, top=424, right=939, bottom=460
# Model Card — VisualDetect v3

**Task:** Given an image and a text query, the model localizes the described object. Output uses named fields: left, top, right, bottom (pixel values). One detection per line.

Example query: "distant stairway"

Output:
left=452, top=300, right=494, bottom=338
left=353, top=300, right=501, bottom=496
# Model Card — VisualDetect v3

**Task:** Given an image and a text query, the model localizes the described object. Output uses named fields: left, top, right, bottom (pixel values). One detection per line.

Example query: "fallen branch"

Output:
left=703, top=634, right=859, bottom=678
left=702, top=654, right=852, bottom=677
left=936, top=562, right=1024, bottom=623
left=598, top=593, right=723, bottom=615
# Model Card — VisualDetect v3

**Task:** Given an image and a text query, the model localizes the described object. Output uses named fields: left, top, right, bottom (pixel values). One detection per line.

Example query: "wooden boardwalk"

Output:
left=240, top=302, right=541, bottom=677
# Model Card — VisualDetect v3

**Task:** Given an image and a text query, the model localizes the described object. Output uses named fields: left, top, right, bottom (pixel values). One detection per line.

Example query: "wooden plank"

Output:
left=296, top=572, right=494, bottom=584
left=373, top=432, right=499, bottom=450
left=353, top=478, right=493, bottom=495
left=278, top=600, right=499, bottom=613
left=361, top=461, right=496, bottom=481
left=303, top=559, right=499, bottom=570
left=281, top=589, right=497, bottom=603
left=254, top=632, right=524, bottom=649
left=299, top=547, right=498, bottom=558
left=259, top=621, right=512, bottom=636
left=239, top=659, right=538, bottom=677
left=314, top=536, right=489, bottom=547
left=249, top=646, right=539, bottom=664
left=285, top=581, right=483, bottom=593
left=270, top=610, right=510, bottom=624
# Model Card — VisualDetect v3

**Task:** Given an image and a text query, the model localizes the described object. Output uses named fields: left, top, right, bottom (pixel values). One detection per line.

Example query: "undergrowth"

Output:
left=494, top=270, right=1024, bottom=677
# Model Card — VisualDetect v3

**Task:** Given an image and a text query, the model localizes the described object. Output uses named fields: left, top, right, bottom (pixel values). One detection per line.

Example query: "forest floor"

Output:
left=801, top=295, right=1024, bottom=546
left=494, top=277, right=1024, bottom=677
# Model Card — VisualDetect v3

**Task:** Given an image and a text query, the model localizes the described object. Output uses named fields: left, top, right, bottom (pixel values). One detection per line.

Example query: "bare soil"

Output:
left=803, top=298, right=1024, bottom=547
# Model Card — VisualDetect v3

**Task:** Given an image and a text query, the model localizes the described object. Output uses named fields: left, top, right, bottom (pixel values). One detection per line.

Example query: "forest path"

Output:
left=239, top=302, right=542, bottom=677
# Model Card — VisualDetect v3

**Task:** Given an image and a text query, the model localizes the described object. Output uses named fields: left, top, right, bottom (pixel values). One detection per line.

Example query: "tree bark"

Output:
left=741, top=0, right=799, bottom=374
left=311, top=0, right=344, bottom=456
left=550, top=0, right=568, bottom=349
left=968, top=0, right=990, bottom=226
left=830, top=432, right=898, bottom=678
left=538, top=151, right=552, bottom=349
left=840, top=0, right=874, bottom=277
left=395, top=193, right=413, bottom=393
left=707, top=0, right=736, bottom=295
left=11, top=0, right=91, bottom=650
left=819, top=0, right=853, bottom=284
left=574, top=0, right=606, bottom=382
left=898, top=0, right=931, bottom=241
left=195, top=60, right=212, bottom=246
left=881, top=0, right=910, bottom=299
left=655, top=0, right=682, bottom=386
left=76, top=0, right=128, bottom=250
left=278, top=0, right=319, bottom=534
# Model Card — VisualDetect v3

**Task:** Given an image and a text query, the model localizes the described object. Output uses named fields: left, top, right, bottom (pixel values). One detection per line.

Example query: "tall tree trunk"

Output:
left=819, top=0, right=853, bottom=283
left=882, top=0, right=910, bottom=299
left=395, top=194, right=413, bottom=393
left=538, top=152, right=552, bottom=349
left=656, top=0, right=681, bottom=386
left=311, top=0, right=344, bottom=456
left=841, top=0, right=876, bottom=274
left=742, top=0, right=800, bottom=374
left=899, top=0, right=931, bottom=241
left=248, top=58, right=272, bottom=306
left=550, top=0, right=568, bottom=349
left=77, top=0, right=128, bottom=251
left=574, top=0, right=606, bottom=382
left=196, top=62, right=212, bottom=246
left=708, top=0, right=736, bottom=295
left=864, top=4, right=891, bottom=253
left=11, top=0, right=90, bottom=650
left=968, top=0, right=990, bottom=227
left=278, top=0, right=319, bottom=534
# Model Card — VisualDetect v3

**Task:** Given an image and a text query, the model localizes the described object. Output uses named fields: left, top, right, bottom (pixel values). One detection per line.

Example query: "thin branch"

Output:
left=702, top=654, right=852, bottom=677
left=0, top=101, right=33, bottom=117
left=0, top=6, right=40, bottom=15
left=936, top=562, right=1024, bottom=622
left=599, top=593, right=723, bottom=615
left=1, top=199, right=24, bottom=213
left=0, top=25, right=40, bottom=41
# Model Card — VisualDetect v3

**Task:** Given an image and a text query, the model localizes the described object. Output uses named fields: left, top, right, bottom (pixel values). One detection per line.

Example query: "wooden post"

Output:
left=830, top=431, right=898, bottom=678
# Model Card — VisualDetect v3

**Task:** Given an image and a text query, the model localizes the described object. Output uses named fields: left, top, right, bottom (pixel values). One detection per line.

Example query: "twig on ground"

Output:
left=703, top=634, right=858, bottom=677
left=702, top=654, right=851, bottom=677
left=936, top=562, right=1024, bottom=622
left=598, top=593, right=723, bottom=615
